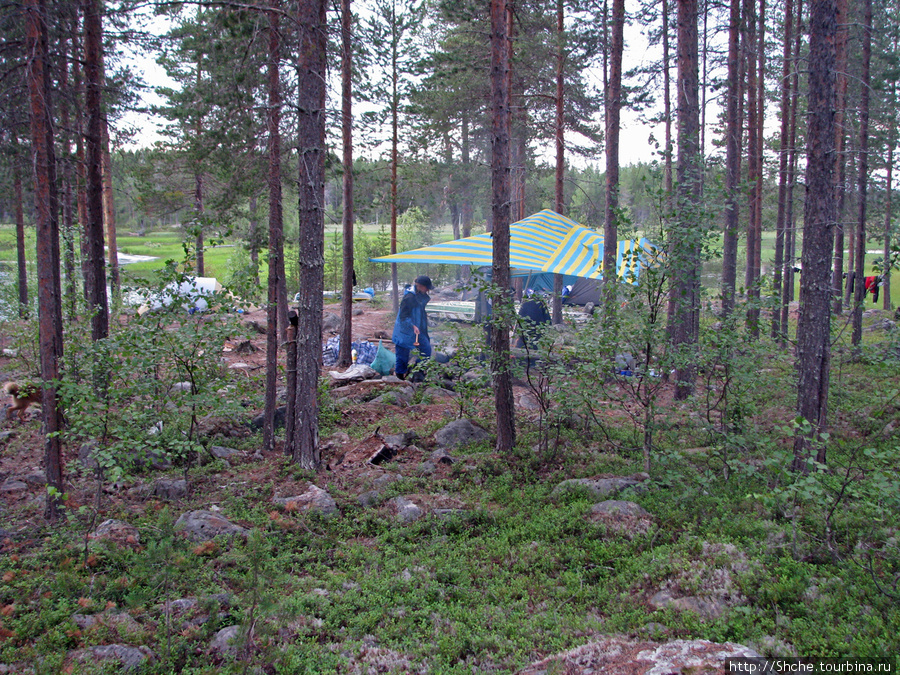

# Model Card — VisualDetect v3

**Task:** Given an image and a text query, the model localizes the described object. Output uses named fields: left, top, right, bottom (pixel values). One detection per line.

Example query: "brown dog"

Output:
left=4, top=382, right=41, bottom=422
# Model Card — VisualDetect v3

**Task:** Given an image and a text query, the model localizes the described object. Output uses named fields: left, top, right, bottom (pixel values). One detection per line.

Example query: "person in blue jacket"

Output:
left=392, top=275, right=433, bottom=380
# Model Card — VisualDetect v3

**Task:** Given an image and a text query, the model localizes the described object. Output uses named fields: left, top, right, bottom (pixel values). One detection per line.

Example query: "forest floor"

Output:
left=0, top=300, right=898, bottom=673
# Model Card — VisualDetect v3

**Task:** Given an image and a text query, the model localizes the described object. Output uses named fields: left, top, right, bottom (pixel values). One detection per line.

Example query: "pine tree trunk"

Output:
left=603, top=0, right=624, bottom=304
left=12, top=136, right=28, bottom=318
left=26, top=0, right=64, bottom=521
left=491, top=0, right=515, bottom=453
left=671, top=0, right=701, bottom=400
left=794, top=0, right=837, bottom=472
left=292, top=0, right=327, bottom=470
left=59, top=28, right=78, bottom=319
left=832, top=0, right=848, bottom=313
left=339, top=0, right=355, bottom=368
left=781, top=0, right=803, bottom=337
left=884, top=146, right=894, bottom=312
left=83, top=0, right=108, bottom=341
left=721, top=0, right=741, bottom=316
left=744, top=0, right=760, bottom=334
left=553, top=0, right=565, bottom=325
left=851, top=0, right=872, bottom=348
left=101, top=108, right=119, bottom=301
left=264, top=0, right=284, bottom=455
left=772, top=0, right=793, bottom=341
left=194, top=172, right=205, bottom=276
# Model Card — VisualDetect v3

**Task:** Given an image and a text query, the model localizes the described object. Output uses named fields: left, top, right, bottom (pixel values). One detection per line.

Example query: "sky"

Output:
left=118, top=9, right=709, bottom=169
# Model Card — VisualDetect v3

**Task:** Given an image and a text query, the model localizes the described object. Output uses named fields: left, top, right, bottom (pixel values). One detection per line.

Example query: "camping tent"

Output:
left=371, top=209, right=657, bottom=285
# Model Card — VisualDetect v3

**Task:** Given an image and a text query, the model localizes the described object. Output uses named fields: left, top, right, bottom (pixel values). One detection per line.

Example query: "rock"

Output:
left=68, top=644, right=155, bottom=671
left=170, top=381, right=193, bottom=393
left=322, top=312, right=341, bottom=332
left=159, top=598, right=198, bottom=616
left=0, top=480, right=27, bottom=494
left=209, top=625, right=242, bottom=656
left=423, top=386, right=456, bottom=401
left=328, top=364, right=379, bottom=382
left=865, top=319, right=897, bottom=332
left=174, top=510, right=249, bottom=542
left=650, top=590, right=729, bottom=621
left=249, top=406, right=286, bottom=431
left=517, top=393, right=541, bottom=411
left=352, top=308, right=364, bottom=316
left=517, top=636, right=759, bottom=674
left=389, top=496, right=424, bottom=523
left=0, top=431, right=13, bottom=442
left=272, top=485, right=338, bottom=517
left=78, top=442, right=100, bottom=470
left=152, top=479, right=188, bottom=500
left=418, top=461, right=438, bottom=475
left=372, top=387, right=414, bottom=406
left=373, top=473, right=401, bottom=487
left=591, top=500, right=650, bottom=518
left=205, top=445, right=243, bottom=464
left=89, top=519, right=140, bottom=548
left=750, top=635, right=798, bottom=657
left=72, top=609, right=142, bottom=634
left=429, top=449, right=455, bottom=465
left=22, top=473, right=46, bottom=487
left=552, top=476, right=645, bottom=500
left=357, top=490, right=382, bottom=507
left=383, top=431, right=417, bottom=448
left=434, top=419, right=490, bottom=449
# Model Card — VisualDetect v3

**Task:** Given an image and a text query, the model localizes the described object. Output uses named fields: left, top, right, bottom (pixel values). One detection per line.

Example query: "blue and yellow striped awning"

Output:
left=372, top=209, right=658, bottom=283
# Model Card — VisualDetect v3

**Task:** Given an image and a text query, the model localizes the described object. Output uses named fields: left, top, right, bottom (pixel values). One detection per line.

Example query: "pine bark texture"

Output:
left=831, top=0, right=848, bottom=312
left=721, top=0, right=741, bottom=315
left=26, top=0, right=64, bottom=520
left=772, top=0, right=793, bottom=340
left=671, top=0, right=701, bottom=400
left=83, top=0, right=109, bottom=340
left=490, top=0, right=515, bottom=453
left=264, top=0, right=284, bottom=454
left=851, top=0, right=872, bottom=348
left=553, top=0, right=565, bottom=325
left=603, top=0, right=624, bottom=299
left=339, top=0, right=355, bottom=367
left=292, top=0, right=327, bottom=470
left=794, top=0, right=837, bottom=472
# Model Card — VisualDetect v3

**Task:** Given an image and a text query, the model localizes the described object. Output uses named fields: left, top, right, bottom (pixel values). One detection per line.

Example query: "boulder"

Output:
left=152, top=479, right=188, bottom=500
left=383, top=431, right=417, bottom=448
left=434, top=419, right=489, bottom=449
left=174, top=510, right=249, bottom=542
left=322, top=312, right=342, bottom=332
left=89, top=519, right=140, bottom=548
left=649, top=590, right=729, bottom=621
left=389, top=496, right=424, bottom=523
left=591, top=500, right=650, bottom=518
left=552, top=476, right=646, bottom=500
left=209, top=625, right=242, bottom=656
left=0, top=480, right=27, bottom=494
left=429, top=449, right=455, bottom=465
left=68, top=645, right=155, bottom=671
left=249, top=405, right=286, bottom=431
left=272, top=485, right=338, bottom=517
left=372, top=386, right=415, bottom=406
left=517, top=636, right=759, bottom=674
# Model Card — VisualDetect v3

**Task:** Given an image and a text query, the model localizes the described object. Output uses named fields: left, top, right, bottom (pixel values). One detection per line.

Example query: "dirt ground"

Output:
left=0, top=301, right=497, bottom=525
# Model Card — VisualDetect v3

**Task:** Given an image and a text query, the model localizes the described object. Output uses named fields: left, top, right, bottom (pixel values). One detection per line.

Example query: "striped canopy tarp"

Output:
left=371, top=209, right=657, bottom=283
